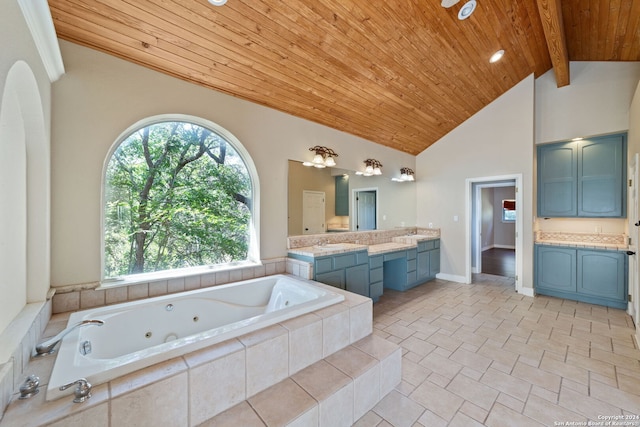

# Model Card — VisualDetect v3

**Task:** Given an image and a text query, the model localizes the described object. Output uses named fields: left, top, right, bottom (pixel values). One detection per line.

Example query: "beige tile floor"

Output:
left=357, top=274, right=640, bottom=427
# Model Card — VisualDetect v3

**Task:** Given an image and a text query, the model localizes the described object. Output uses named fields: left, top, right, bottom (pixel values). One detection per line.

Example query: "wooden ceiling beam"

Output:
left=536, top=0, right=570, bottom=87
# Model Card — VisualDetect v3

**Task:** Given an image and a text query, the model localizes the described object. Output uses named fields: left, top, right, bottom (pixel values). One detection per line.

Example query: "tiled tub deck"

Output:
left=0, top=280, right=401, bottom=427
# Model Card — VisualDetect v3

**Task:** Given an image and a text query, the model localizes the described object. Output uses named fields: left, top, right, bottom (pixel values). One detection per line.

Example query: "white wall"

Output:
left=628, top=80, right=640, bottom=339
left=0, top=0, right=52, bottom=334
left=416, top=75, right=535, bottom=287
left=493, top=187, right=516, bottom=248
left=51, top=41, right=416, bottom=288
left=481, top=188, right=494, bottom=250
left=536, top=62, right=640, bottom=144
left=534, top=62, right=640, bottom=236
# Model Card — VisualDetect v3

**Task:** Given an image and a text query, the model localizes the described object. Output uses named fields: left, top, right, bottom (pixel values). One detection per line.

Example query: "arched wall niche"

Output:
left=0, top=60, right=49, bottom=334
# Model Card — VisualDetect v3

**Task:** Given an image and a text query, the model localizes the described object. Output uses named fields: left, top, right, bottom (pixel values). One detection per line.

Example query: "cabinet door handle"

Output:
left=635, top=221, right=640, bottom=226
left=626, top=251, right=636, bottom=256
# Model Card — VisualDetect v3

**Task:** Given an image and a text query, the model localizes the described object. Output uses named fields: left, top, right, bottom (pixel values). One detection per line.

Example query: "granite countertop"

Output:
left=288, top=234, right=440, bottom=257
left=367, top=242, right=415, bottom=255
left=534, top=231, right=628, bottom=251
left=287, top=242, right=369, bottom=257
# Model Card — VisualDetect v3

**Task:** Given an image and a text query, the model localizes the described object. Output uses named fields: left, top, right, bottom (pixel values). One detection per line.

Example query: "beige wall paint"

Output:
left=0, top=1, right=52, bottom=334
left=51, top=41, right=416, bottom=287
left=534, top=62, right=640, bottom=236
left=416, top=75, right=535, bottom=286
left=536, top=62, right=640, bottom=145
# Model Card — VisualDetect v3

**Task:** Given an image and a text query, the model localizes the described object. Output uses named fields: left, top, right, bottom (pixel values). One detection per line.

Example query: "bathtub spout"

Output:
left=35, top=320, right=104, bottom=356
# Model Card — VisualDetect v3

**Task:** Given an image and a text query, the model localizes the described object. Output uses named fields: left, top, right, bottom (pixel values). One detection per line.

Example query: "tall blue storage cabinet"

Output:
left=537, top=133, right=626, bottom=218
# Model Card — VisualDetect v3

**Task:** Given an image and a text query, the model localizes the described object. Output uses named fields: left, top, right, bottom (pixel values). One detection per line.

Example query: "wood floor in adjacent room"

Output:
left=482, top=248, right=515, bottom=278
left=359, top=274, right=640, bottom=426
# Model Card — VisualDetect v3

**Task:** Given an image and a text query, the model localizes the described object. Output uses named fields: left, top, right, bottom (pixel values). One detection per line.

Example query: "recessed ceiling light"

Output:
left=208, top=0, right=227, bottom=5
left=489, top=49, right=505, bottom=63
left=458, top=0, right=477, bottom=20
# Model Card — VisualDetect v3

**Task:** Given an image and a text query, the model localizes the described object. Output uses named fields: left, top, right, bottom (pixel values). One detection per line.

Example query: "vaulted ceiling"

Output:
left=48, top=0, right=640, bottom=155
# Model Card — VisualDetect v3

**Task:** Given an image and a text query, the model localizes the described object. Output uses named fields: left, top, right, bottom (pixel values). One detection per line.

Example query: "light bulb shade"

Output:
left=365, top=165, right=374, bottom=174
left=324, top=156, right=336, bottom=167
left=208, top=0, right=227, bottom=5
left=401, top=173, right=408, bottom=180
left=373, top=167, right=382, bottom=175
left=312, top=154, right=324, bottom=164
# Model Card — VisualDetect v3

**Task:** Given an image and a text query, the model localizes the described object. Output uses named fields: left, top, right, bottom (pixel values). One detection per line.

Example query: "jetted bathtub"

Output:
left=46, top=274, right=344, bottom=400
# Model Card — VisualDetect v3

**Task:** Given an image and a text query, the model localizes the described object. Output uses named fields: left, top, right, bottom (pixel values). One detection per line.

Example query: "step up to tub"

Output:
left=202, top=334, right=402, bottom=427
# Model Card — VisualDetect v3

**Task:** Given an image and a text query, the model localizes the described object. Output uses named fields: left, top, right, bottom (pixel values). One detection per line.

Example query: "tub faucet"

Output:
left=35, top=319, right=105, bottom=356
left=59, top=378, right=92, bottom=403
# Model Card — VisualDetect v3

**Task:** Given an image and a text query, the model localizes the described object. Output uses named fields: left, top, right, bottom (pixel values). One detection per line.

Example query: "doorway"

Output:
left=628, top=154, right=639, bottom=342
left=302, top=190, right=325, bottom=234
left=352, top=188, right=378, bottom=231
left=465, top=174, right=523, bottom=292
left=476, top=183, right=516, bottom=277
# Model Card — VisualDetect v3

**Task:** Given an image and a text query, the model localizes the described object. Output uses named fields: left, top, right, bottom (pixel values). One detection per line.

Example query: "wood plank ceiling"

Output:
left=47, top=0, right=640, bottom=155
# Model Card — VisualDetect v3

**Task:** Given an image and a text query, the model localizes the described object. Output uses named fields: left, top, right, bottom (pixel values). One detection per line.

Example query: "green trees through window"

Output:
left=104, top=121, right=252, bottom=277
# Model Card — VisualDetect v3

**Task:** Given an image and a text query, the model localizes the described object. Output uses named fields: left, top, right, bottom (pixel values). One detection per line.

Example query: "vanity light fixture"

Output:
left=489, top=49, right=505, bottom=63
left=208, top=0, right=227, bottom=5
left=356, top=159, right=382, bottom=176
left=393, top=167, right=415, bottom=182
left=302, top=146, right=338, bottom=168
left=572, top=137, right=584, bottom=141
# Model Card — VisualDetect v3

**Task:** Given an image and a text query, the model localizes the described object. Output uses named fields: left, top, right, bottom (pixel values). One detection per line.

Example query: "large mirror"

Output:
left=287, top=160, right=417, bottom=236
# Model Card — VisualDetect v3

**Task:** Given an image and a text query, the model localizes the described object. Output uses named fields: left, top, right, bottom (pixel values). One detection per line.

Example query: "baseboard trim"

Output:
left=518, top=287, right=535, bottom=297
left=436, top=273, right=467, bottom=283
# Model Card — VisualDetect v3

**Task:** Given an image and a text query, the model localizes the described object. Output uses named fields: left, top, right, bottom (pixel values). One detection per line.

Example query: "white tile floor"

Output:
left=358, top=274, right=640, bottom=427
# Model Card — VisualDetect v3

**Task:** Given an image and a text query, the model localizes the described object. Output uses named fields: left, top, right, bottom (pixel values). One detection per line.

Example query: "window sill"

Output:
left=97, top=260, right=262, bottom=290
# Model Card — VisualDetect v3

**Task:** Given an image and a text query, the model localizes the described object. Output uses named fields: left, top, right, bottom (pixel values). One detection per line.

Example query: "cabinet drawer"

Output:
left=417, top=241, right=428, bottom=252
left=384, top=251, right=405, bottom=262
left=315, top=258, right=333, bottom=274
left=369, top=255, right=383, bottom=269
left=370, top=267, right=383, bottom=283
left=356, top=251, right=369, bottom=265
left=407, top=249, right=417, bottom=260
left=407, top=259, right=416, bottom=272
left=334, top=253, right=356, bottom=269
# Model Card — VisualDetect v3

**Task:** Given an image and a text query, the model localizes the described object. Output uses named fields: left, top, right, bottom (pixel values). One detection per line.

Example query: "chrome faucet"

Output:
left=59, top=378, right=92, bottom=403
left=35, top=319, right=104, bottom=356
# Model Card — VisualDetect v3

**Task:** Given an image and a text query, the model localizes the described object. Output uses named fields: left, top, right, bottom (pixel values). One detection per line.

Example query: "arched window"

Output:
left=103, top=117, right=258, bottom=279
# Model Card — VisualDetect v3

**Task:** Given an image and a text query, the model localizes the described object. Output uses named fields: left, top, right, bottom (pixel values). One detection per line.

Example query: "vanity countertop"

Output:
left=288, top=234, right=441, bottom=258
left=287, top=243, right=369, bottom=257
left=534, top=231, right=628, bottom=251
left=367, top=242, right=415, bottom=255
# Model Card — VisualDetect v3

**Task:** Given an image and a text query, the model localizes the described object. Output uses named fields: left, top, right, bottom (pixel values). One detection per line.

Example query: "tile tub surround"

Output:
left=207, top=335, right=402, bottom=427
left=0, top=298, right=53, bottom=422
left=0, top=282, right=384, bottom=426
left=287, top=227, right=441, bottom=250
left=535, top=231, right=628, bottom=250
left=51, top=257, right=288, bottom=314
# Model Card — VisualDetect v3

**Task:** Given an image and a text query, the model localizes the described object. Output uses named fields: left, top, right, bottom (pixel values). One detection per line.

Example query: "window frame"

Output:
left=100, top=114, right=260, bottom=283
left=502, top=199, right=516, bottom=223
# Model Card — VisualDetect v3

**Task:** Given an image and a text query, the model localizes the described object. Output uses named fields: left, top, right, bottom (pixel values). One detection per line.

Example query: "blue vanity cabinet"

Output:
left=307, top=250, right=369, bottom=295
left=535, top=245, right=577, bottom=293
left=537, top=133, right=626, bottom=218
left=577, top=250, right=626, bottom=303
left=416, top=239, right=440, bottom=283
left=535, top=245, right=627, bottom=309
left=577, top=135, right=626, bottom=217
left=369, top=255, right=384, bottom=302
left=406, top=249, right=417, bottom=285
left=537, top=142, right=577, bottom=217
